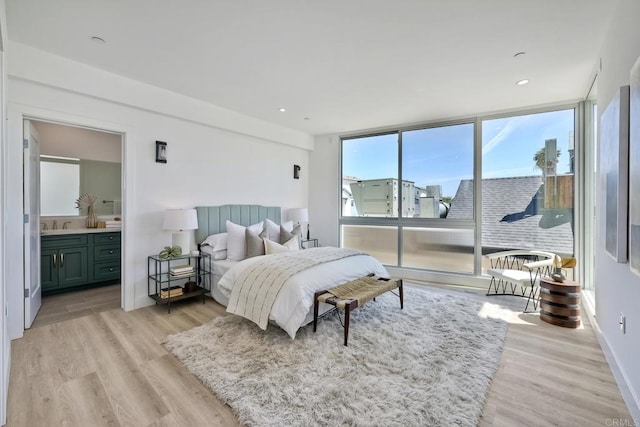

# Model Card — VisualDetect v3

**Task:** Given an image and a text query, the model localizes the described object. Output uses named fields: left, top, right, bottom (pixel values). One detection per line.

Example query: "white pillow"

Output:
left=226, top=220, right=263, bottom=261
left=264, top=236, right=299, bottom=254
left=265, top=218, right=293, bottom=242
left=201, top=232, right=227, bottom=251
left=200, top=244, right=227, bottom=260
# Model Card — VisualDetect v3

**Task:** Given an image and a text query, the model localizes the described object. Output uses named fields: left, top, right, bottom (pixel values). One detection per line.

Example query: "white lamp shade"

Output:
left=287, top=208, right=309, bottom=224
left=163, top=209, right=198, bottom=231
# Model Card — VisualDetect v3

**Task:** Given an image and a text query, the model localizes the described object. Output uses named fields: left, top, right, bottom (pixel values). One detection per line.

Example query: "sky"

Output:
left=343, top=108, right=575, bottom=198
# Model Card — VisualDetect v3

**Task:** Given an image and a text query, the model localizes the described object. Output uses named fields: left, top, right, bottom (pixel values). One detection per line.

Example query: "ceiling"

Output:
left=32, top=120, right=122, bottom=162
left=32, top=120, right=121, bottom=150
left=7, top=1, right=616, bottom=136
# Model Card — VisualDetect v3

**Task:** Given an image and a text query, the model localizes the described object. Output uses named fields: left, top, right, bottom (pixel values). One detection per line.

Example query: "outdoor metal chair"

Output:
left=485, top=250, right=556, bottom=312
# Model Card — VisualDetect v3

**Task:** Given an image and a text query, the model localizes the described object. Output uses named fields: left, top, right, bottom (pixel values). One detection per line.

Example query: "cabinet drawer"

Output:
left=92, top=233, right=121, bottom=245
left=93, top=245, right=121, bottom=262
left=41, top=234, right=88, bottom=249
left=92, top=262, right=121, bottom=282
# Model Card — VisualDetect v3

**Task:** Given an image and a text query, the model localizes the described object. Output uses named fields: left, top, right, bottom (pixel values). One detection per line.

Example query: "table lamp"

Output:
left=163, top=209, right=198, bottom=255
left=287, top=207, right=309, bottom=239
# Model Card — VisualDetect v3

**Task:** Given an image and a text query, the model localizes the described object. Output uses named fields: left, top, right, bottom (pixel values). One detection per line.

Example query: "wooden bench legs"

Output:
left=313, top=291, right=321, bottom=333
left=313, top=278, right=403, bottom=346
left=343, top=300, right=358, bottom=346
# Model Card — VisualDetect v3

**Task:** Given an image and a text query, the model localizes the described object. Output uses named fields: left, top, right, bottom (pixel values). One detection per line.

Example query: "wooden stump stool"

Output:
left=539, top=278, right=581, bottom=328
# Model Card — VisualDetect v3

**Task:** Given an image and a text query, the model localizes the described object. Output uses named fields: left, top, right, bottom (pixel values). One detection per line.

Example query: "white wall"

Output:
left=309, top=135, right=339, bottom=247
left=4, top=43, right=312, bottom=342
left=595, top=0, right=640, bottom=417
left=0, top=1, right=8, bottom=423
left=10, top=42, right=313, bottom=151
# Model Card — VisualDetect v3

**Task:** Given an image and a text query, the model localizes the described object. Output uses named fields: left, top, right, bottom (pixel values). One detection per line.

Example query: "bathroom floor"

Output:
left=31, top=284, right=121, bottom=328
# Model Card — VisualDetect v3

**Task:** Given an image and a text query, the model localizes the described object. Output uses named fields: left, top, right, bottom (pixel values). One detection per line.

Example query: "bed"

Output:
left=195, top=205, right=283, bottom=304
left=195, top=205, right=389, bottom=338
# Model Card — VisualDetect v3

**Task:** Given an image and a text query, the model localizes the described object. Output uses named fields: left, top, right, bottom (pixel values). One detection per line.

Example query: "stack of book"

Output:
left=105, top=220, right=121, bottom=229
left=160, top=286, right=183, bottom=299
left=170, top=264, right=195, bottom=277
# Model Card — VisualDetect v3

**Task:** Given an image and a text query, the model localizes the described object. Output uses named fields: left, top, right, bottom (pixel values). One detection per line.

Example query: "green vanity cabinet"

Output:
left=89, top=232, right=121, bottom=282
left=41, top=231, right=121, bottom=294
left=40, top=234, right=90, bottom=293
left=40, top=248, right=58, bottom=289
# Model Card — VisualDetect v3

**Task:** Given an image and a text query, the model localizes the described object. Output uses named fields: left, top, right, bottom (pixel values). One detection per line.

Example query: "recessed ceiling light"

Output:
left=279, top=108, right=286, bottom=112
left=91, top=36, right=106, bottom=44
left=516, top=79, right=529, bottom=86
left=514, top=51, right=526, bottom=58
left=304, top=117, right=310, bottom=120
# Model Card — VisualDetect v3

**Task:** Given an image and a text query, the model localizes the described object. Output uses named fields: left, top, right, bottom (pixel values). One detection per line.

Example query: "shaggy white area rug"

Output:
left=164, top=286, right=510, bottom=427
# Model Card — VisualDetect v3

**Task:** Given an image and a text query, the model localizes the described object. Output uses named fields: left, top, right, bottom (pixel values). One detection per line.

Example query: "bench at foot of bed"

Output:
left=313, top=275, right=403, bottom=346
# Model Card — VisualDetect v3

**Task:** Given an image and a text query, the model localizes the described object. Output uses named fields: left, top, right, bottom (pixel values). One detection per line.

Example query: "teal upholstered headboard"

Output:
left=195, top=204, right=281, bottom=244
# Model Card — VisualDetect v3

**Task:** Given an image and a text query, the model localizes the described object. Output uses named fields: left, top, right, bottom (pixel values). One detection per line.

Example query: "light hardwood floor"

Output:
left=31, top=284, right=121, bottom=328
left=7, top=285, right=634, bottom=426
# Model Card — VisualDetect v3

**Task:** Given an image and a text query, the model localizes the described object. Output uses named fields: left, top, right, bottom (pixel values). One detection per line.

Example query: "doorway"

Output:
left=23, top=119, right=124, bottom=328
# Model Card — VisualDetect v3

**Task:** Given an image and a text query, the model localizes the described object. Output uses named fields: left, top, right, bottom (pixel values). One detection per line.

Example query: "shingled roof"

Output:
left=447, top=175, right=574, bottom=255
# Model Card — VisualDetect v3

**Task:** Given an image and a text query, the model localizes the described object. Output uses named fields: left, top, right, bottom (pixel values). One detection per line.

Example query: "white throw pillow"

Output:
left=264, top=236, right=299, bottom=254
left=265, top=218, right=293, bottom=242
left=226, top=220, right=263, bottom=261
left=201, top=232, right=228, bottom=251
left=282, top=220, right=293, bottom=232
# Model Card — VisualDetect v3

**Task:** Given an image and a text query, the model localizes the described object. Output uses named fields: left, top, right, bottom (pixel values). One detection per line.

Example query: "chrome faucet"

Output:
left=41, top=222, right=48, bottom=231
left=63, top=221, right=72, bottom=229
left=52, top=220, right=58, bottom=230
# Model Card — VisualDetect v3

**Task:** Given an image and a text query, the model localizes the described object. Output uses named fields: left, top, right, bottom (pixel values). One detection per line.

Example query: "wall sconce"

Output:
left=156, top=141, right=167, bottom=163
left=293, top=164, right=301, bottom=179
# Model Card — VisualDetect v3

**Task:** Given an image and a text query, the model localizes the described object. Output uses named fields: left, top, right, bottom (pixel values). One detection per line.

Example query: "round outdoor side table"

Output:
left=539, top=278, right=581, bottom=328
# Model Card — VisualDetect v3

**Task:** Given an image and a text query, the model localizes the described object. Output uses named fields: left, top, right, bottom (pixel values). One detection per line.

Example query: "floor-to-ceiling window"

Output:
left=341, top=121, right=476, bottom=274
left=481, top=108, right=576, bottom=261
left=341, top=132, right=400, bottom=265
left=401, top=124, right=475, bottom=273
left=339, top=105, right=577, bottom=281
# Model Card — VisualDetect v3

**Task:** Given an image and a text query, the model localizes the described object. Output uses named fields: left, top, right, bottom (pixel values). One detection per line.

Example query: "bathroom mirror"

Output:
left=33, top=119, right=122, bottom=217
left=40, top=156, right=121, bottom=217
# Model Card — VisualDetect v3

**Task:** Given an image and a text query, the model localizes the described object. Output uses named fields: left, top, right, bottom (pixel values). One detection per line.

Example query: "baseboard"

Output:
left=135, top=294, right=158, bottom=310
left=581, top=293, right=640, bottom=422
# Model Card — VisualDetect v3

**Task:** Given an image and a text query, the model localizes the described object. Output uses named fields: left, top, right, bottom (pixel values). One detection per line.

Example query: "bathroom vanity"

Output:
left=41, top=229, right=121, bottom=295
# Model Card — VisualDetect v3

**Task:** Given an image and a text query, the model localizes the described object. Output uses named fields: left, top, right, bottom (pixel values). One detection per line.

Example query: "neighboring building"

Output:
left=344, top=178, right=447, bottom=218
left=448, top=175, right=574, bottom=255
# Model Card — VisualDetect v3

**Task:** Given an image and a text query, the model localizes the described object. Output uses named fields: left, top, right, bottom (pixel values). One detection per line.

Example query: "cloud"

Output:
left=482, top=116, right=529, bottom=156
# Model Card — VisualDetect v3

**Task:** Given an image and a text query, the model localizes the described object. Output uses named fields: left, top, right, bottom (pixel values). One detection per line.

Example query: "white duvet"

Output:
left=217, top=249, right=389, bottom=338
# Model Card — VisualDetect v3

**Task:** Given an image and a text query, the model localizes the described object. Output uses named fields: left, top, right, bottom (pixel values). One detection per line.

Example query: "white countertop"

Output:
left=41, top=228, right=121, bottom=236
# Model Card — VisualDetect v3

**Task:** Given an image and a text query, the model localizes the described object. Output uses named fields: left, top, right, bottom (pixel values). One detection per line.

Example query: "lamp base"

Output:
left=171, top=231, right=191, bottom=256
